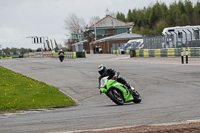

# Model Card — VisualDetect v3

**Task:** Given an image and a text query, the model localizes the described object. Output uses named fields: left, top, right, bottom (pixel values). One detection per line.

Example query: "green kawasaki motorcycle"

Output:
left=99, top=72, right=142, bottom=105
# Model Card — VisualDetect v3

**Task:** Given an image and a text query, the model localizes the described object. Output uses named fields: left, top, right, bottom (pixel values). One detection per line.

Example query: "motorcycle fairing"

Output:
left=101, top=79, right=134, bottom=102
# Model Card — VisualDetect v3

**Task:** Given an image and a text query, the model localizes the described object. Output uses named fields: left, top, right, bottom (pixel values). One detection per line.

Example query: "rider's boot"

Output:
left=125, top=84, right=138, bottom=96
left=125, top=84, right=133, bottom=94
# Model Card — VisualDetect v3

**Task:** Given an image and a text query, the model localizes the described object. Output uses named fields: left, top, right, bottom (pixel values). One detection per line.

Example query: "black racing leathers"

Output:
left=98, top=68, right=128, bottom=89
left=58, top=51, right=64, bottom=56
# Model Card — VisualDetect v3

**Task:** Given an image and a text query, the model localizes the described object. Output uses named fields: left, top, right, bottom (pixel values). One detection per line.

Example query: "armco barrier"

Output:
left=130, top=48, right=200, bottom=57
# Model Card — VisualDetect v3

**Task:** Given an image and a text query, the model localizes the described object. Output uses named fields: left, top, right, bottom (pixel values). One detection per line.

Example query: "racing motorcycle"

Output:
left=59, top=53, right=64, bottom=62
left=99, top=72, right=142, bottom=105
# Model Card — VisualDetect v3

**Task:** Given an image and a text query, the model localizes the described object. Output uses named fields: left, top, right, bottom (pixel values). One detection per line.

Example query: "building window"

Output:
left=114, top=28, right=128, bottom=34
left=72, top=34, right=78, bottom=39
left=96, top=29, right=108, bottom=35
left=72, top=34, right=83, bottom=40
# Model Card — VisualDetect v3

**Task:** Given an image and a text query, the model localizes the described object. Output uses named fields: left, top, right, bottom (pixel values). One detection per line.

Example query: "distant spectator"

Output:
left=96, top=46, right=99, bottom=53
left=52, top=49, right=55, bottom=53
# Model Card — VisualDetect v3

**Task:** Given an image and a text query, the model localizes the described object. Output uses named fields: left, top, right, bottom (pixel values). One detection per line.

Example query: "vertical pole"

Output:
left=186, top=48, right=188, bottom=64
left=94, top=24, right=97, bottom=41
left=181, top=48, right=184, bottom=64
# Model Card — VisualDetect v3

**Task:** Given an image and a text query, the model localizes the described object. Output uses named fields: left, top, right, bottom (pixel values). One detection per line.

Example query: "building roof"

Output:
left=89, top=16, right=134, bottom=29
left=72, top=40, right=88, bottom=46
left=90, top=32, right=142, bottom=44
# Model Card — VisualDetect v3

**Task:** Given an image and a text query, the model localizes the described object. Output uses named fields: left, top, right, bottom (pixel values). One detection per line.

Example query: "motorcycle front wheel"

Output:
left=132, top=90, right=142, bottom=103
left=107, top=89, right=124, bottom=105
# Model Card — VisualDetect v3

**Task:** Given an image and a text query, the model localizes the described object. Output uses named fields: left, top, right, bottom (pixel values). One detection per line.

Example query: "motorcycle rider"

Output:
left=97, top=64, right=135, bottom=94
left=58, top=49, right=65, bottom=61
left=58, top=49, right=64, bottom=55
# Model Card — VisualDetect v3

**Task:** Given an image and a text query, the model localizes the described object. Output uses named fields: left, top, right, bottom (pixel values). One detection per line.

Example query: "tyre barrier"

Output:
left=112, top=50, right=119, bottom=54
left=112, top=50, right=130, bottom=55
left=76, top=52, right=86, bottom=58
left=130, top=48, right=200, bottom=57
left=52, top=52, right=77, bottom=59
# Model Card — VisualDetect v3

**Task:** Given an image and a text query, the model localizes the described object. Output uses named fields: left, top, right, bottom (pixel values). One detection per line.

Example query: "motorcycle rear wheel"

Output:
left=107, top=89, right=124, bottom=105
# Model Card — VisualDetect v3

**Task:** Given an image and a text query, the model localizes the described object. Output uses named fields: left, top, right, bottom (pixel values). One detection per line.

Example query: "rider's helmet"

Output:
left=97, top=64, right=107, bottom=76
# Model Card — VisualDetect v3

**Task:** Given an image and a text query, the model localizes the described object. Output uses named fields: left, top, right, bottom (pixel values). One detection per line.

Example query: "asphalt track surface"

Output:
left=0, top=54, right=200, bottom=133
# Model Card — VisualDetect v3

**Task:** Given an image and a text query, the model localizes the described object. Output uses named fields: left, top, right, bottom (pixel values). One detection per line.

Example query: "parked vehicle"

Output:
left=125, top=39, right=144, bottom=50
left=99, top=72, right=142, bottom=105
left=162, top=26, right=200, bottom=48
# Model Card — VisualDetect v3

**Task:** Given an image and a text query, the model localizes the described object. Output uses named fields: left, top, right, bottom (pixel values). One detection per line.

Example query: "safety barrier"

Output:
left=52, top=52, right=77, bottom=59
left=66, top=52, right=77, bottom=58
left=112, top=50, right=129, bottom=55
left=112, top=50, right=118, bottom=54
left=76, top=51, right=86, bottom=58
left=130, top=47, right=200, bottom=57
left=23, top=54, right=29, bottom=58
left=0, top=57, right=12, bottom=59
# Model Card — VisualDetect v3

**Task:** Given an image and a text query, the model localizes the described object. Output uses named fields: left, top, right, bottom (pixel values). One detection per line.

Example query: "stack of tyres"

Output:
left=143, top=49, right=149, bottom=57
left=149, top=49, right=154, bottom=57
left=130, top=50, right=136, bottom=57
left=187, top=48, right=191, bottom=57
left=175, top=48, right=181, bottom=57
left=135, top=50, right=139, bottom=57
left=167, top=48, right=175, bottom=57
left=190, top=47, right=199, bottom=57
left=125, top=50, right=130, bottom=55
left=139, top=50, right=144, bottom=57
left=161, top=49, right=167, bottom=57
left=154, top=49, right=161, bottom=57
left=76, top=52, right=85, bottom=58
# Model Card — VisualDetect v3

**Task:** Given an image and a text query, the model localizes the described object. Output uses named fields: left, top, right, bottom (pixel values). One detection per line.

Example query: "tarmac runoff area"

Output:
left=0, top=55, right=200, bottom=133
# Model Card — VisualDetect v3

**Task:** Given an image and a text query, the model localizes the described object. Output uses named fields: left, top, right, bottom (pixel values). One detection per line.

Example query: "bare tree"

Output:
left=64, top=13, right=86, bottom=34
left=89, top=16, right=101, bottom=27
left=106, top=8, right=117, bottom=18
left=109, top=12, right=117, bottom=18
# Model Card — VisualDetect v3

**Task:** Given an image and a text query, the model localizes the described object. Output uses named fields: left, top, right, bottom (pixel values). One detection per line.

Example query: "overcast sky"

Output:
left=0, top=0, right=198, bottom=49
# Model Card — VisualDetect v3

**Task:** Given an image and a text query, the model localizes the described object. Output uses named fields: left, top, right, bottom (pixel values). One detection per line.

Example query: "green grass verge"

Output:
left=0, top=66, right=76, bottom=112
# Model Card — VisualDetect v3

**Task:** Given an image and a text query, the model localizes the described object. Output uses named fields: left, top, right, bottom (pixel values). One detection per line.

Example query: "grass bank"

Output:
left=0, top=66, right=76, bottom=112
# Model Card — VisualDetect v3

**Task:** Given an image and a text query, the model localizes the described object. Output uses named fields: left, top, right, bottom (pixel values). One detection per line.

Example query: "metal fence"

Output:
left=143, top=29, right=200, bottom=49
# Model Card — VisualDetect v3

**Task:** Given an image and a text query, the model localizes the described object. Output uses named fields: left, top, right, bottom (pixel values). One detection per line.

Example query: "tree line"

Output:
left=0, top=47, right=33, bottom=56
left=116, top=0, right=200, bottom=35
